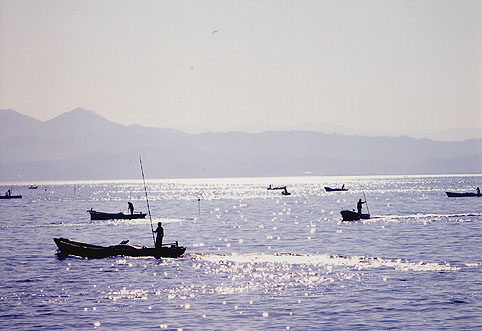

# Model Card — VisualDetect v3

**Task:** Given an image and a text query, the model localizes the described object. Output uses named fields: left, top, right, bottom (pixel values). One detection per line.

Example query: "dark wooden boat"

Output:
left=0, top=194, right=22, bottom=199
left=445, top=191, right=481, bottom=197
left=88, top=209, right=147, bottom=220
left=53, top=238, right=186, bottom=259
left=340, top=210, right=370, bottom=221
left=268, top=185, right=287, bottom=190
left=29, top=185, right=38, bottom=189
left=325, top=186, right=348, bottom=192
left=267, top=185, right=291, bottom=195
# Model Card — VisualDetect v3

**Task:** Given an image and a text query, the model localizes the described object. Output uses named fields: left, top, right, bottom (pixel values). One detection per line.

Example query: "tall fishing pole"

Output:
left=362, top=187, right=370, bottom=215
left=465, top=178, right=477, bottom=190
left=140, top=156, right=156, bottom=246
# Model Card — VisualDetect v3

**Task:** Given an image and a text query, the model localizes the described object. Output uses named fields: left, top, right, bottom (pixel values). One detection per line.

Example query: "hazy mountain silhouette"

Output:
left=1, top=108, right=481, bottom=181
left=0, top=109, right=43, bottom=137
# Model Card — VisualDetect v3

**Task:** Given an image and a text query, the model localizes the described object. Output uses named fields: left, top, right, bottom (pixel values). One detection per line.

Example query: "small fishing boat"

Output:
left=445, top=192, right=481, bottom=197
left=324, top=186, right=348, bottom=192
left=29, top=185, right=38, bottom=189
left=340, top=210, right=370, bottom=221
left=88, top=209, right=147, bottom=220
left=281, top=188, right=291, bottom=195
left=1, top=189, right=22, bottom=199
left=53, top=238, right=186, bottom=259
left=0, top=194, right=22, bottom=199
left=267, top=185, right=291, bottom=195
left=268, top=185, right=287, bottom=190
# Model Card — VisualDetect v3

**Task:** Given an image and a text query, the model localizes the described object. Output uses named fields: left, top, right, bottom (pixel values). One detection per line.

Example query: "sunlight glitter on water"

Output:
left=1, top=174, right=481, bottom=330
left=194, top=253, right=459, bottom=272
left=106, top=287, right=149, bottom=301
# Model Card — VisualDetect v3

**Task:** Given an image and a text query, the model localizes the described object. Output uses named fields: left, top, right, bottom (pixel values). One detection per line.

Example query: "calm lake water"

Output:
left=1, top=175, right=481, bottom=330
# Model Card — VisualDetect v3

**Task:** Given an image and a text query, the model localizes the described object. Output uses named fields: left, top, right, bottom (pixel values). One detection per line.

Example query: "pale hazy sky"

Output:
left=1, top=0, right=481, bottom=137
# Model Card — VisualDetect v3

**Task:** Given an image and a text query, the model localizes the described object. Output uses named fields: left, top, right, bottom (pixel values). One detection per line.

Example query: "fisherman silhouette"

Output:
left=128, top=202, right=134, bottom=215
left=477, top=187, right=480, bottom=195
left=154, top=222, right=164, bottom=248
left=357, top=199, right=366, bottom=214
left=5, top=189, right=11, bottom=197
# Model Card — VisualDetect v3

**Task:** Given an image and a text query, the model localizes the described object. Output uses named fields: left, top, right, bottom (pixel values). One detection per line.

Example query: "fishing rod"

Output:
left=139, top=156, right=156, bottom=246
left=464, top=178, right=477, bottom=190
left=362, top=186, right=370, bottom=215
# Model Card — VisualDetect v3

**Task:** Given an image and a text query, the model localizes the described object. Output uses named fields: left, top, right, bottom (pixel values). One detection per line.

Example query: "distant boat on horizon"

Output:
left=267, top=185, right=287, bottom=190
left=1, top=189, right=22, bottom=199
left=281, top=188, right=291, bottom=195
left=445, top=191, right=481, bottom=197
left=267, top=185, right=291, bottom=195
left=0, top=194, right=22, bottom=200
left=325, top=185, right=348, bottom=192
left=29, top=185, right=38, bottom=189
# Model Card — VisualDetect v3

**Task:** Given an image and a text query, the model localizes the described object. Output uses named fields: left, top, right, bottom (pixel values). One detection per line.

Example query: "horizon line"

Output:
left=1, top=173, right=481, bottom=186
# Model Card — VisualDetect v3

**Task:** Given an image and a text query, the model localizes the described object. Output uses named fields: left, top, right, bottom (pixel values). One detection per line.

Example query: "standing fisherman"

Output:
left=154, top=222, right=164, bottom=248
left=128, top=201, right=134, bottom=215
left=357, top=199, right=366, bottom=214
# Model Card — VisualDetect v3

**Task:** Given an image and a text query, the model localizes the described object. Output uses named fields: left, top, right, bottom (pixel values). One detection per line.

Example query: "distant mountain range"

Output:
left=1, top=108, right=481, bottom=181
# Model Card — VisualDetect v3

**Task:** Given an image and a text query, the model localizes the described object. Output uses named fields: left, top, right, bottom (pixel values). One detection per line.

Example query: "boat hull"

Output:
left=267, top=186, right=286, bottom=190
left=53, top=238, right=186, bottom=259
left=445, top=192, right=481, bottom=197
left=88, top=210, right=147, bottom=220
left=325, top=187, right=348, bottom=192
left=0, top=195, right=22, bottom=199
left=340, top=210, right=370, bottom=221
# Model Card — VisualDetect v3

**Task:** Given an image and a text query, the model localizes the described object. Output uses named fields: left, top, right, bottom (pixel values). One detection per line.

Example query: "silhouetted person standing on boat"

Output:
left=128, top=202, right=134, bottom=215
left=357, top=199, right=366, bottom=214
left=154, top=222, right=164, bottom=248
left=477, top=187, right=480, bottom=195
left=5, top=189, right=11, bottom=197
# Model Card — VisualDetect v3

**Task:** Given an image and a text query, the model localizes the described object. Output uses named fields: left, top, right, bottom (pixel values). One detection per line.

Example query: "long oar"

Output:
left=139, top=156, right=156, bottom=246
left=362, top=188, right=370, bottom=215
